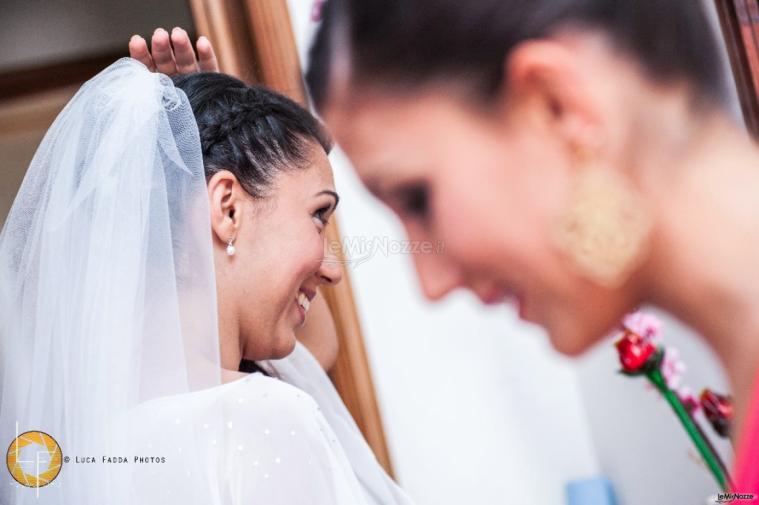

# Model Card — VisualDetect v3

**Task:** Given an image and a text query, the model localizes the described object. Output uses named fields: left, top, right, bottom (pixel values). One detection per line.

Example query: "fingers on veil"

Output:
left=129, top=28, right=219, bottom=75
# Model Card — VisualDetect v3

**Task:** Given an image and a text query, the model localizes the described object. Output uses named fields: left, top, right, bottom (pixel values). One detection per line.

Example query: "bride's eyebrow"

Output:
left=315, top=190, right=340, bottom=210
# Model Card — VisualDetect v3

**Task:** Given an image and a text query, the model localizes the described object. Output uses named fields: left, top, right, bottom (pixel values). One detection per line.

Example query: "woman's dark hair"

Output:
left=306, top=0, right=726, bottom=109
left=173, top=73, right=332, bottom=198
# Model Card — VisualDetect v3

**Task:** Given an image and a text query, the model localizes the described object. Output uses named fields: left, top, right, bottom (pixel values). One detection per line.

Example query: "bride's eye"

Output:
left=313, top=205, right=331, bottom=230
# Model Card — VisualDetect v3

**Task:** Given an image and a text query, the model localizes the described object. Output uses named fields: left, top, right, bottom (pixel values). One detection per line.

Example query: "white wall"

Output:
left=287, top=3, right=599, bottom=504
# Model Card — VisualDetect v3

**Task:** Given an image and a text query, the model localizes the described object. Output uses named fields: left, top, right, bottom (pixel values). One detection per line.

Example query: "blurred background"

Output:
left=0, top=1, right=746, bottom=504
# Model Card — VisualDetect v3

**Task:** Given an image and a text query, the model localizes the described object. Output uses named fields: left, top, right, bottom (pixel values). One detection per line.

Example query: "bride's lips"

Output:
left=293, top=287, right=316, bottom=326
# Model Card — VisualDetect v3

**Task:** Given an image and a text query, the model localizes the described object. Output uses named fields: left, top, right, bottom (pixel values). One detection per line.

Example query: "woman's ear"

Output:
left=500, top=37, right=606, bottom=152
left=207, top=170, right=242, bottom=246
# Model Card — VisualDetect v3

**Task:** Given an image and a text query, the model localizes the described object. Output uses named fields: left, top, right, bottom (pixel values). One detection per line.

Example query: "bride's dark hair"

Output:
left=173, top=73, right=332, bottom=198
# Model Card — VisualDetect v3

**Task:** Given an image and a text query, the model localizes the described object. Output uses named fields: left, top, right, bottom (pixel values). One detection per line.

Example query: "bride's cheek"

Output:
left=302, top=233, right=328, bottom=274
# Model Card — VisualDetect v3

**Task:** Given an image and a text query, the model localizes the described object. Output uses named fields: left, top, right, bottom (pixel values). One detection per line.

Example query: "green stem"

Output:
left=692, top=416, right=735, bottom=490
left=647, top=369, right=729, bottom=491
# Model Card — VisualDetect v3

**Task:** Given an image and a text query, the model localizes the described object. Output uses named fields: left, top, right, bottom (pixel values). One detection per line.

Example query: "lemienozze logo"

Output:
left=6, top=429, right=63, bottom=488
left=715, top=492, right=757, bottom=503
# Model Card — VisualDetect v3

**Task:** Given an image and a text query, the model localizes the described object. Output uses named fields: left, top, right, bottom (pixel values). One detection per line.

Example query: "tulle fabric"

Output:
left=0, top=58, right=413, bottom=505
left=0, top=58, right=225, bottom=503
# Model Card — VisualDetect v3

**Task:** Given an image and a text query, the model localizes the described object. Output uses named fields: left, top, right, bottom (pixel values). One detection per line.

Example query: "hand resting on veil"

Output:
left=129, top=28, right=220, bottom=74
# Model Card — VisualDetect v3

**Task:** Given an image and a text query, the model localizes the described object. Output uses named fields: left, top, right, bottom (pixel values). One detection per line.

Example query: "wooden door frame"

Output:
left=187, top=0, right=395, bottom=476
left=716, top=0, right=759, bottom=138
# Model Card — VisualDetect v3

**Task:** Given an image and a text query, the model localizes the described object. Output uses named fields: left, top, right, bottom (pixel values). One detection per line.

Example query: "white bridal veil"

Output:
left=0, top=58, right=412, bottom=505
left=0, top=58, right=222, bottom=503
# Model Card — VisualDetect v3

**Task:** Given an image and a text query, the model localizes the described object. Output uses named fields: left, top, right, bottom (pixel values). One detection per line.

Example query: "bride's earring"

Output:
left=226, top=237, right=236, bottom=256
left=553, top=147, right=652, bottom=288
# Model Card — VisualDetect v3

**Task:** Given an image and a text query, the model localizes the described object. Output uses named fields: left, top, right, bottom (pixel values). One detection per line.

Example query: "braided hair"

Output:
left=173, top=72, right=332, bottom=198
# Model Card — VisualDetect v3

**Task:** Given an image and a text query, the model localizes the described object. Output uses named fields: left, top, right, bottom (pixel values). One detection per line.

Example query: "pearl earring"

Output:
left=226, top=237, right=236, bottom=256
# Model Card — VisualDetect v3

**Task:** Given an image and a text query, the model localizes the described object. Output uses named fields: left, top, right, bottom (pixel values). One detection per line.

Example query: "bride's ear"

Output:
left=207, top=170, right=242, bottom=246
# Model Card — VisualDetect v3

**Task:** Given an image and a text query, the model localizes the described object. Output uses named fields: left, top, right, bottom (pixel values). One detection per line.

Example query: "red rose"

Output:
left=615, top=329, right=657, bottom=373
left=700, top=389, right=733, bottom=438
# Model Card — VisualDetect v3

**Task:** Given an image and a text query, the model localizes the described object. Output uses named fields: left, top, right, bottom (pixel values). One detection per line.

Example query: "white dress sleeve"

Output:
left=215, top=374, right=372, bottom=504
left=125, top=342, right=413, bottom=505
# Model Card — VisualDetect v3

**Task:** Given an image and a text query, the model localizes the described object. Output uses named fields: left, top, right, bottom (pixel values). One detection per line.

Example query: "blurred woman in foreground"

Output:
left=306, top=0, right=758, bottom=491
left=136, top=0, right=759, bottom=491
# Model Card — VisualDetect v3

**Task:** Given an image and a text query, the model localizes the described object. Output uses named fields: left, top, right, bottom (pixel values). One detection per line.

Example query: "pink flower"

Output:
left=622, top=311, right=663, bottom=342
left=677, top=387, right=701, bottom=414
left=661, top=347, right=687, bottom=389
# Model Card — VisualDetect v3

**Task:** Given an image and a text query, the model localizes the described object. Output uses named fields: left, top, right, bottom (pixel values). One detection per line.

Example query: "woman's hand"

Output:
left=128, top=27, right=220, bottom=75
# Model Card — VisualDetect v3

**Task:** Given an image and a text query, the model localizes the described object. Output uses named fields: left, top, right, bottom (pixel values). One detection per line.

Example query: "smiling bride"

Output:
left=0, top=58, right=412, bottom=505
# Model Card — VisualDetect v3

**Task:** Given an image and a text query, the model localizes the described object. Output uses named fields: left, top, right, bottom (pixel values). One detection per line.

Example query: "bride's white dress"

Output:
left=0, top=58, right=413, bottom=505
left=126, top=342, right=412, bottom=505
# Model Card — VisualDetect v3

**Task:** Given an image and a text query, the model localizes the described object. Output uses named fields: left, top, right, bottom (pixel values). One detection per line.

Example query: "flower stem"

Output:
left=692, top=417, right=734, bottom=490
left=647, top=369, right=729, bottom=490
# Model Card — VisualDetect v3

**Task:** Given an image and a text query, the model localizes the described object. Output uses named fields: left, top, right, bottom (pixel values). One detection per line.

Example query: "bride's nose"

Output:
left=317, top=248, right=343, bottom=286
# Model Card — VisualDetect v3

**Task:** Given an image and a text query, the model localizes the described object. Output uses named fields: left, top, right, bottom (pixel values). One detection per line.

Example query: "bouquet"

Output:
left=615, top=311, right=734, bottom=490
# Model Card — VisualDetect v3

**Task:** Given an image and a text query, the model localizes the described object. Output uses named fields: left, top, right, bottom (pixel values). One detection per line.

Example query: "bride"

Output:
left=0, top=58, right=412, bottom=505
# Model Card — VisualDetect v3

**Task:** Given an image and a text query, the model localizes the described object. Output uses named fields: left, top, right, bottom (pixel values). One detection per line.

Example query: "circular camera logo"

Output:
left=6, top=431, right=62, bottom=487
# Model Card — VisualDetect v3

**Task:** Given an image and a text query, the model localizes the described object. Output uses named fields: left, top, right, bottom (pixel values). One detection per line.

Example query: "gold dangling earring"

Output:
left=553, top=146, right=653, bottom=288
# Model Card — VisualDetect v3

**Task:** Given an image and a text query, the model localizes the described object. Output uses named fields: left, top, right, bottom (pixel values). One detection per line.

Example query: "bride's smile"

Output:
left=197, top=106, right=343, bottom=364
left=209, top=151, right=342, bottom=363
left=295, top=286, right=317, bottom=325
